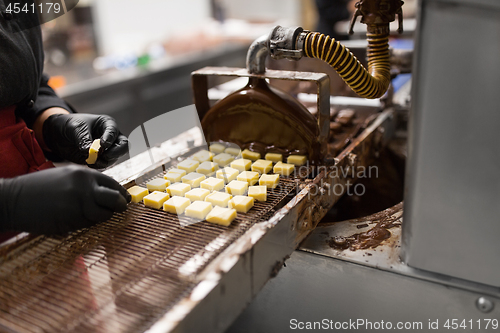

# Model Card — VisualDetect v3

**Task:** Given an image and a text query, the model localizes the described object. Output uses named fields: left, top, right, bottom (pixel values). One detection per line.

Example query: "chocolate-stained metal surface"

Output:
left=0, top=148, right=298, bottom=333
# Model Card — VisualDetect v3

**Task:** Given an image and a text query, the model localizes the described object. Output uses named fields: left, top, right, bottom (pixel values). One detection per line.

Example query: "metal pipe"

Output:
left=246, top=34, right=269, bottom=74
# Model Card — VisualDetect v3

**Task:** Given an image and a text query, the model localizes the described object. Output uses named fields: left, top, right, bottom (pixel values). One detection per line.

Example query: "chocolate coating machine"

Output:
left=0, top=32, right=395, bottom=333
left=3, top=0, right=499, bottom=331
left=0, top=0, right=400, bottom=331
left=0, top=103, right=393, bottom=333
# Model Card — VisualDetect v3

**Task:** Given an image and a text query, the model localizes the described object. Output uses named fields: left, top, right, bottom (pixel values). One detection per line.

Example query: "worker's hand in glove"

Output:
left=0, top=166, right=131, bottom=235
left=43, top=113, right=129, bottom=169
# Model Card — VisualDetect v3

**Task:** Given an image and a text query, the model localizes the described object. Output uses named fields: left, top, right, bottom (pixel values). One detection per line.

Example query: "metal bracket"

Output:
left=192, top=67, right=331, bottom=160
left=269, top=49, right=303, bottom=60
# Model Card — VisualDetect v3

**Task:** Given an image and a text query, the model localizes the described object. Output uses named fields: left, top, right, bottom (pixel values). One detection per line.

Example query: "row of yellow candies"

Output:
left=126, top=146, right=306, bottom=226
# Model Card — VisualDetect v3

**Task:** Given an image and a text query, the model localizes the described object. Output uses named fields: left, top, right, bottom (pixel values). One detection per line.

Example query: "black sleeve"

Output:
left=18, top=74, right=75, bottom=129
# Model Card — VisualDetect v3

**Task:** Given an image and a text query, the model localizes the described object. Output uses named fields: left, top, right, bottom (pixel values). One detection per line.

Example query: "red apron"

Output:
left=0, top=105, right=55, bottom=243
left=0, top=108, right=99, bottom=321
left=0, top=105, right=55, bottom=178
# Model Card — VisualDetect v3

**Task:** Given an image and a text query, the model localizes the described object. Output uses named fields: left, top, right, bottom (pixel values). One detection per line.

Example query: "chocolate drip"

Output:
left=200, top=78, right=322, bottom=164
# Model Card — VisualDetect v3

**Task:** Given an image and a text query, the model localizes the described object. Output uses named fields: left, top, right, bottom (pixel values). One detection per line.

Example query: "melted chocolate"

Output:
left=327, top=218, right=400, bottom=251
left=200, top=78, right=322, bottom=163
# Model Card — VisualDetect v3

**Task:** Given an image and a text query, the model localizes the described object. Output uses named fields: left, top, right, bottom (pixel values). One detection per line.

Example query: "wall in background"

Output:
left=219, top=0, right=302, bottom=25
left=91, top=0, right=212, bottom=55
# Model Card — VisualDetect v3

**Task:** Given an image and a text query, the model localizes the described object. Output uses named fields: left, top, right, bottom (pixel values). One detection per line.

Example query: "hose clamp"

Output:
left=268, top=26, right=306, bottom=60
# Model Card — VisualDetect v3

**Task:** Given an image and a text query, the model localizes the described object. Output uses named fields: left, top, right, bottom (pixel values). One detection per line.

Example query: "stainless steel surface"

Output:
left=301, top=203, right=403, bottom=269
left=403, top=0, right=500, bottom=287
left=300, top=203, right=500, bottom=299
left=228, top=201, right=500, bottom=332
left=227, top=250, right=500, bottom=333
left=435, top=0, right=500, bottom=8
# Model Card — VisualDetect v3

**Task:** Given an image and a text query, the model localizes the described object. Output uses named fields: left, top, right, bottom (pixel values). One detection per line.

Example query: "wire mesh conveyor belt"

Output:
left=0, top=173, right=298, bottom=333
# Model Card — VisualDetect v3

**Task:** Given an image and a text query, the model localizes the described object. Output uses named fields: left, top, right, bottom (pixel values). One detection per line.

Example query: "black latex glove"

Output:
left=43, top=113, right=129, bottom=169
left=0, top=166, right=131, bottom=235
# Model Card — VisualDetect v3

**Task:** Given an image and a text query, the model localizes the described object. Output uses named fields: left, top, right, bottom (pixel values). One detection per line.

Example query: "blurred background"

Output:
left=42, top=0, right=416, bottom=138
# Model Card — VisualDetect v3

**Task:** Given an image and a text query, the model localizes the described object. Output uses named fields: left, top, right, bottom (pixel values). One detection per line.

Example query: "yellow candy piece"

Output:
left=185, top=188, right=211, bottom=202
left=213, top=153, right=234, bottom=167
left=191, top=150, right=214, bottom=162
left=248, top=185, right=267, bottom=202
left=86, top=139, right=101, bottom=164
left=146, top=178, right=170, bottom=192
left=287, top=155, right=307, bottom=166
left=165, top=172, right=182, bottom=183
left=225, top=180, right=248, bottom=196
left=209, top=143, right=226, bottom=154
left=196, top=161, right=219, bottom=175
left=127, top=186, right=149, bottom=203
left=205, top=191, right=232, bottom=208
left=206, top=206, right=237, bottom=226
left=230, top=158, right=252, bottom=172
left=163, top=169, right=186, bottom=184
left=167, top=183, right=191, bottom=196
left=168, top=168, right=187, bottom=176
left=182, top=172, right=206, bottom=188
left=143, top=191, right=170, bottom=209
left=163, top=196, right=191, bottom=215
left=164, top=168, right=186, bottom=183
left=241, top=149, right=261, bottom=161
left=216, top=167, right=239, bottom=183
left=225, top=147, right=241, bottom=156
left=273, top=162, right=295, bottom=176
left=265, top=153, right=282, bottom=163
left=259, top=174, right=279, bottom=189
left=200, top=177, right=225, bottom=192
left=228, top=195, right=254, bottom=213
left=251, top=159, right=273, bottom=174
left=177, top=159, right=199, bottom=173
left=185, top=201, right=213, bottom=220
left=237, top=171, right=259, bottom=186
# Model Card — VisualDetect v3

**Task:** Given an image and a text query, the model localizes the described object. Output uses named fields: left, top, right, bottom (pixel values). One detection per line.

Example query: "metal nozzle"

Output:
left=348, top=0, right=404, bottom=34
left=247, top=26, right=308, bottom=74
left=246, top=34, right=269, bottom=74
